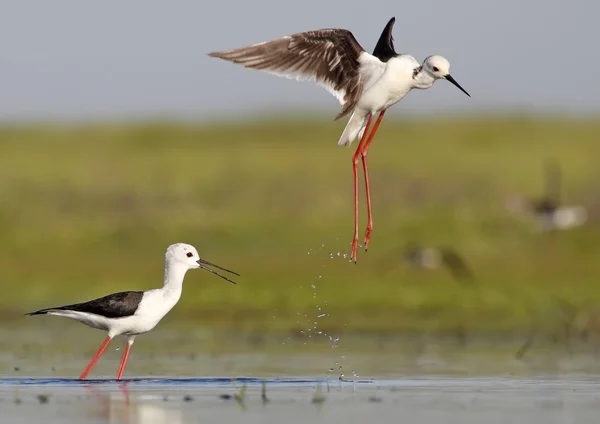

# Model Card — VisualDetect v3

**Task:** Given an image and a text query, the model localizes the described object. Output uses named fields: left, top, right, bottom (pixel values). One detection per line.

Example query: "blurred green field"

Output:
left=2, top=116, right=600, bottom=336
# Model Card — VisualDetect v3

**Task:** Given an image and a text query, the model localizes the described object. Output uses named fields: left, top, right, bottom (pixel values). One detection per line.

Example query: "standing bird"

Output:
left=26, top=243, right=239, bottom=380
left=208, top=17, right=470, bottom=262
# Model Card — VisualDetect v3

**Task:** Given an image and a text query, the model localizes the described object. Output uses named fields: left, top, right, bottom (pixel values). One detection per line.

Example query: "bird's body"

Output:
left=338, top=53, right=422, bottom=146
left=209, top=17, right=470, bottom=262
left=27, top=243, right=239, bottom=379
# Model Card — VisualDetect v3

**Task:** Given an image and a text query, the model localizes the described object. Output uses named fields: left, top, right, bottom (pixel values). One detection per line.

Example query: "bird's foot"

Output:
left=363, top=225, right=373, bottom=251
left=350, top=238, right=359, bottom=263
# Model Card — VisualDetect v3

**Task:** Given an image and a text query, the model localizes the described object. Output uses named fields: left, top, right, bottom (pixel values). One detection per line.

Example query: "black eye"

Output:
left=186, top=252, right=193, bottom=258
left=432, top=66, right=439, bottom=72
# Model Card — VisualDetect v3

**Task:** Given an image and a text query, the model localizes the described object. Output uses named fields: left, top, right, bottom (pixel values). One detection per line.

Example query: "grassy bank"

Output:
left=2, top=116, right=600, bottom=335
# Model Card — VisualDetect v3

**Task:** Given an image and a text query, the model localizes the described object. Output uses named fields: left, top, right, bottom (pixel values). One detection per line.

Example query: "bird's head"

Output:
left=166, top=243, right=239, bottom=284
left=422, top=55, right=470, bottom=97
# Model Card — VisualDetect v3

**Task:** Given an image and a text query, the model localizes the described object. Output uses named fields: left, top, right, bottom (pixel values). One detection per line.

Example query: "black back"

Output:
left=372, top=17, right=397, bottom=62
left=26, top=291, right=144, bottom=318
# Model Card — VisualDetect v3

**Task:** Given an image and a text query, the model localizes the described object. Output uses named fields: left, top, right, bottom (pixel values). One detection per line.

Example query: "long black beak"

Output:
left=197, top=258, right=239, bottom=284
left=445, top=75, right=470, bottom=97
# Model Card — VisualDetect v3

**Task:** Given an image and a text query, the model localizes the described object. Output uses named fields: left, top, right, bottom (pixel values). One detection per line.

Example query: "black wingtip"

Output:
left=373, top=17, right=398, bottom=62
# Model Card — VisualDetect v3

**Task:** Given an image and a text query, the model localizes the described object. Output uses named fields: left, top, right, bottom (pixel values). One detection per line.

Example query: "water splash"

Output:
left=283, top=242, right=360, bottom=380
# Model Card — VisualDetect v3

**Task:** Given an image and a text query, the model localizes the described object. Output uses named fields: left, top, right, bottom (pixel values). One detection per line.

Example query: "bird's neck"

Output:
left=412, top=70, right=435, bottom=90
left=161, top=261, right=188, bottom=295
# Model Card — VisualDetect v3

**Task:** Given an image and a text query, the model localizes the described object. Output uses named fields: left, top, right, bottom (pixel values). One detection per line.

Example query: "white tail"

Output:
left=337, top=111, right=369, bottom=147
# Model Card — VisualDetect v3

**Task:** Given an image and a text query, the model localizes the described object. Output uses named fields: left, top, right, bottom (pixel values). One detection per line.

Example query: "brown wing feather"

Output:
left=208, top=29, right=366, bottom=120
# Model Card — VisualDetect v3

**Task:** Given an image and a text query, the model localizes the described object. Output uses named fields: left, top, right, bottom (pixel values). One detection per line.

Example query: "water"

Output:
left=2, top=376, right=600, bottom=423
left=3, top=324, right=600, bottom=423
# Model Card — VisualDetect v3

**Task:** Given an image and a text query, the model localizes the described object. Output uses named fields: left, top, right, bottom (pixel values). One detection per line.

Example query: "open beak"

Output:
left=197, top=258, right=239, bottom=284
left=445, top=75, right=470, bottom=97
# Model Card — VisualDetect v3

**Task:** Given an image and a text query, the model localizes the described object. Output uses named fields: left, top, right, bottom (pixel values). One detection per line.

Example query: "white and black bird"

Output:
left=26, top=243, right=239, bottom=380
left=505, top=161, right=587, bottom=231
left=208, top=17, right=470, bottom=263
left=377, top=242, right=475, bottom=283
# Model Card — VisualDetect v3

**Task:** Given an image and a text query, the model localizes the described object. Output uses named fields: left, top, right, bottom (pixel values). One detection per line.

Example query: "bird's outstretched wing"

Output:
left=209, top=28, right=383, bottom=120
left=544, top=160, right=562, bottom=204
left=26, top=291, right=145, bottom=318
left=532, top=160, right=561, bottom=216
left=372, top=17, right=397, bottom=62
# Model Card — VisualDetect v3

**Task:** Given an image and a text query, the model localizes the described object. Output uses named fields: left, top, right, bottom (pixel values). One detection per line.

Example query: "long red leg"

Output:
left=359, top=110, right=386, bottom=250
left=350, top=114, right=374, bottom=263
left=79, top=336, right=113, bottom=380
left=116, top=339, right=134, bottom=380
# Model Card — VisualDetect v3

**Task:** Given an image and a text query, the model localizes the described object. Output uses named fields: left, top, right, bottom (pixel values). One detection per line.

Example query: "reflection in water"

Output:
left=85, top=384, right=182, bottom=424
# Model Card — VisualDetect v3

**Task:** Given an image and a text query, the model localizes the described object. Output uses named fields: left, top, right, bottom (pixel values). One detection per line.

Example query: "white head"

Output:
left=165, top=243, right=239, bottom=284
left=422, top=55, right=470, bottom=97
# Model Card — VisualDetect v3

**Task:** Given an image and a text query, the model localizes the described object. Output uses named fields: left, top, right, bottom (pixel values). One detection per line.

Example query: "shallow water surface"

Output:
left=2, top=376, right=600, bottom=424
left=3, top=325, right=600, bottom=422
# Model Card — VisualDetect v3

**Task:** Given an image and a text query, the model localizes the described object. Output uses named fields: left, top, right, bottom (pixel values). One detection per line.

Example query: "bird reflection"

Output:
left=83, top=383, right=183, bottom=424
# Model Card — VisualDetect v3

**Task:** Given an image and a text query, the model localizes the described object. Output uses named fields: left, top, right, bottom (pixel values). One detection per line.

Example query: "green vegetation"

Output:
left=2, top=116, right=600, bottom=335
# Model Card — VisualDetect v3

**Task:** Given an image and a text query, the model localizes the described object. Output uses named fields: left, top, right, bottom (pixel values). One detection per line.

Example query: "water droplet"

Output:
left=116, top=347, right=120, bottom=351
left=328, top=368, right=334, bottom=372
left=318, top=313, right=327, bottom=318
left=310, top=284, right=316, bottom=289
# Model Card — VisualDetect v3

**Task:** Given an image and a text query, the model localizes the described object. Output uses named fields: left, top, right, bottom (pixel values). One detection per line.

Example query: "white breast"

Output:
left=124, top=288, right=182, bottom=335
left=358, top=55, right=419, bottom=113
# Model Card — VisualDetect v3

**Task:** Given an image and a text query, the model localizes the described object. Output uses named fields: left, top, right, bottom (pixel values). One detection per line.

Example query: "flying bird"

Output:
left=208, top=17, right=470, bottom=262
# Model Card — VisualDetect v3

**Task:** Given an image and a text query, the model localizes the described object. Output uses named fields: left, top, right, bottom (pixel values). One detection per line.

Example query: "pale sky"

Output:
left=0, top=0, right=596, bottom=122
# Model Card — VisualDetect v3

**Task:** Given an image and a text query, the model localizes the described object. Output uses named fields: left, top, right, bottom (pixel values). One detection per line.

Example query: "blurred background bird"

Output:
left=376, top=242, right=475, bottom=283
left=505, top=161, right=587, bottom=232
